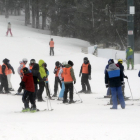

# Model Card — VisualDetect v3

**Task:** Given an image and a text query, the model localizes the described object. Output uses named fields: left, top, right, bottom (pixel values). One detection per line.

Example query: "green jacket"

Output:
left=64, top=64, right=76, bottom=84
left=126, top=48, right=133, bottom=59
left=38, top=60, right=47, bottom=79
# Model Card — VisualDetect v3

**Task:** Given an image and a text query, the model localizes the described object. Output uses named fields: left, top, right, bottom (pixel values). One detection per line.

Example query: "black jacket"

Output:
left=105, top=63, right=124, bottom=87
left=7, top=64, right=15, bottom=74
left=117, top=62, right=127, bottom=78
left=31, top=63, right=42, bottom=84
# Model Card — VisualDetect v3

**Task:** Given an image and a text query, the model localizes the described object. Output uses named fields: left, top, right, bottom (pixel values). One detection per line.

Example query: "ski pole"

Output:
left=48, top=82, right=52, bottom=96
left=127, top=79, right=134, bottom=104
left=45, top=82, right=49, bottom=110
left=74, top=86, right=83, bottom=103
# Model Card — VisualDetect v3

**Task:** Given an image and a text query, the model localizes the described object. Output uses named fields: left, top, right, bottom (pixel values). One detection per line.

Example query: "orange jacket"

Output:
left=0, top=65, right=2, bottom=74
left=55, top=66, right=60, bottom=77
left=7, top=69, right=12, bottom=75
left=82, top=63, right=89, bottom=74
left=63, top=67, right=73, bottom=82
left=3, top=64, right=8, bottom=75
left=50, top=41, right=54, bottom=47
left=29, top=65, right=33, bottom=70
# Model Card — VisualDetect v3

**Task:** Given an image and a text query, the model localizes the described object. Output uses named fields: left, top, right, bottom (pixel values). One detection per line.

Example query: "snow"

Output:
left=0, top=15, right=140, bottom=140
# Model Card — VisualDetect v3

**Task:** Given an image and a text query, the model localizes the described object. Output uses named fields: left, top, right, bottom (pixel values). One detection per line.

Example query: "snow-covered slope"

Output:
left=0, top=15, right=140, bottom=140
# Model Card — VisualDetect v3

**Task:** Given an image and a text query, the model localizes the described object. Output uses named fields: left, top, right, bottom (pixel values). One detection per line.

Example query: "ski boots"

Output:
left=22, top=108, right=30, bottom=112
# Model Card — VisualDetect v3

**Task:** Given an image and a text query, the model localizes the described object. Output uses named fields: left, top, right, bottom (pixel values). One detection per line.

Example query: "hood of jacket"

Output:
left=65, top=64, right=72, bottom=68
left=39, top=60, right=45, bottom=67
left=107, top=63, right=119, bottom=71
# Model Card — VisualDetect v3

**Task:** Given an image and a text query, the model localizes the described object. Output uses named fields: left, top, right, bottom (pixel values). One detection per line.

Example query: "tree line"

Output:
left=0, top=0, right=140, bottom=50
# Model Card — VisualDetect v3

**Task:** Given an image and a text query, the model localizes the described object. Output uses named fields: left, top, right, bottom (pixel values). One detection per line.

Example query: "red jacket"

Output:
left=22, top=72, right=35, bottom=92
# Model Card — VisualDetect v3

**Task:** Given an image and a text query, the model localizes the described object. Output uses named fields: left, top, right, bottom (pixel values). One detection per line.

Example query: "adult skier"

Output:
left=79, top=57, right=91, bottom=93
left=49, top=38, right=54, bottom=56
left=37, top=59, right=47, bottom=101
left=63, top=60, right=76, bottom=103
left=20, top=67, right=37, bottom=112
left=17, top=58, right=28, bottom=94
left=28, top=59, right=36, bottom=70
left=31, top=63, right=42, bottom=100
left=43, top=63, right=51, bottom=99
left=126, top=46, right=134, bottom=70
left=0, top=59, right=11, bottom=93
left=7, top=60, right=15, bottom=91
left=6, top=22, right=13, bottom=37
left=105, top=59, right=125, bottom=109
left=52, top=61, right=62, bottom=97
left=58, top=61, right=67, bottom=100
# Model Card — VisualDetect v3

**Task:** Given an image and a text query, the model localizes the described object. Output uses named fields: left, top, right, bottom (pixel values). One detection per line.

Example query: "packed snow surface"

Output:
left=0, top=16, right=140, bottom=140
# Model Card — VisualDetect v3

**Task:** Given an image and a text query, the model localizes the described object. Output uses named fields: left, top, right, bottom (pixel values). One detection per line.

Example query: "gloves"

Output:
left=125, top=76, right=128, bottom=79
left=106, top=84, right=109, bottom=88
left=88, top=75, right=91, bottom=80
left=13, top=72, right=15, bottom=74
left=79, top=73, right=81, bottom=77
left=43, top=77, right=46, bottom=81
left=74, top=81, right=76, bottom=84
left=53, top=69, right=58, bottom=74
left=121, top=81, right=124, bottom=86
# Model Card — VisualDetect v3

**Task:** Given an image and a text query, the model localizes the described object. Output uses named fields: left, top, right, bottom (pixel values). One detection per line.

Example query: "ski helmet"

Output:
left=22, top=67, right=28, bottom=73
left=22, top=58, right=28, bottom=64
left=118, top=59, right=123, bottom=64
left=84, top=57, right=88, bottom=61
left=55, top=61, right=60, bottom=67
left=30, top=59, right=36, bottom=64
left=62, top=61, right=67, bottom=66
left=68, top=60, right=74, bottom=66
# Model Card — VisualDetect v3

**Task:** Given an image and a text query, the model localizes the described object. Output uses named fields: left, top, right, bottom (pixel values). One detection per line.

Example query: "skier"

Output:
left=105, top=59, right=125, bottom=109
left=7, top=60, right=15, bottom=91
left=0, top=59, right=11, bottom=93
left=126, top=46, right=134, bottom=70
left=0, top=65, right=2, bottom=89
left=37, top=59, right=47, bottom=102
left=20, top=67, right=37, bottom=112
left=6, top=22, right=13, bottom=37
left=52, top=61, right=62, bottom=97
left=116, top=59, right=128, bottom=97
left=63, top=60, right=76, bottom=103
left=79, top=57, right=91, bottom=93
left=17, top=58, right=28, bottom=94
left=49, top=38, right=54, bottom=56
left=58, top=61, right=67, bottom=100
left=28, top=59, right=36, bottom=70
left=43, top=63, right=51, bottom=99
left=31, top=63, right=42, bottom=100
left=104, top=59, right=113, bottom=97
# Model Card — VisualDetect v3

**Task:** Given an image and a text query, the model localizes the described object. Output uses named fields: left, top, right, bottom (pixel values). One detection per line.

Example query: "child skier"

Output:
left=20, top=67, right=37, bottom=112
left=6, top=22, right=13, bottom=37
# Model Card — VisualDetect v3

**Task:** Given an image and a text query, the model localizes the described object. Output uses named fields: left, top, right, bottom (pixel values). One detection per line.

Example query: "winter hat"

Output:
left=23, top=67, right=28, bottom=73
left=30, top=59, right=36, bottom=64
left=44, top=63, right=47, bottom=67
left=84, top=57, right=88, bottom=61
left=68, top=60, right=74, bottom=66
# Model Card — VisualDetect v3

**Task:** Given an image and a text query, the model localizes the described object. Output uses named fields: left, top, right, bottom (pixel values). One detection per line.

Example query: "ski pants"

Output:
left=7, top=74, right=13, bottom=89
left=110, top=86, right=125, bottom=109
left=54, top=76, right=62, bottom=95
left=37, top=81, right=45, bottom=100
left=34, top=84, right=38, bottom=99
left=63, top=83, right=73, bottom=101
left=18, top=77, right=24, bottom=93
left=59, top=82, right=65, bottom=98
left=0, top=75, right=8, bottom=92
left=6, top=29, right=12, bottom=36
left=107, top=87, right=111, bottom=95
left=0, top=74, right=2, bottom=89
left=22, top=90, right=36, bottom=109
left=50, top=47, right=54, bottom=56
left=81, top=76, right=91, bottom=91
left=127, top=58, right=134, bottom=69
left=45, top=82, right=51, bottom=98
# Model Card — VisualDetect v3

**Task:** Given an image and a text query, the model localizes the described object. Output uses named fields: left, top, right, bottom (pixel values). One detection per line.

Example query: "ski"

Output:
left=14, top=109, right=53, bottom=113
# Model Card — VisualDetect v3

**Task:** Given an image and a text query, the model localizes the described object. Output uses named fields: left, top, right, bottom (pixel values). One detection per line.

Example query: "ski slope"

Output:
left=0, top=15, right=140, bottom=140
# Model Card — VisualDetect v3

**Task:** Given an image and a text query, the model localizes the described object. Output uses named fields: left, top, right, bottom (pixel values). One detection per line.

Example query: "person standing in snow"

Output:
left=0, top=59, right=11, bottom=93
left=0, top=65, right=2, bottom=89
left=49, top=38, right=54, bottom=56
left=126, top=46, right=134, bottom=70
left=63, top=60, right=76, bottom=103
left=28, top=59, right=36, bottom=70
left=7, top=60, right=15, bottom=91
left=79, top=57, right=91, bottom=93
left=105, top=59, right=125, bottom=109
left=20, top=67, right=37, bottom=112
left=6, top=22, right=13, bottom=37
left=17, top=58, right=28, bottom=94
left=37, top=59, right=47, bottom=101
left=31, top=63, right=43, bottom=100
left=58, top=61, right=67, bottom=100
left=52, top=61, right=62, bottom=97
left=43, top=63, right=51, bottom=99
